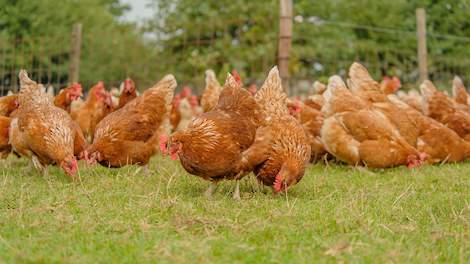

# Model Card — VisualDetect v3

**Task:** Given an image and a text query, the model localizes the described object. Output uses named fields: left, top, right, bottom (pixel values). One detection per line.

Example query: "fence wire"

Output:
left=0, top=16, right=468, bottom=96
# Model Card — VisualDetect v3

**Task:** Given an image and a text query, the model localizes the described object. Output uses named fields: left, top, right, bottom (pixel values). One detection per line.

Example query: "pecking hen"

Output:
left=238, top=66, right=311, bottom=193
left=421, top=80, right=470, bottom=141
left=10, top=71, right=80, bottom=179
left=320, top=75, right=425, bottom=168
left=161, top=73, right=260, bottom=199
left=86, top=75, right=177, bottom=168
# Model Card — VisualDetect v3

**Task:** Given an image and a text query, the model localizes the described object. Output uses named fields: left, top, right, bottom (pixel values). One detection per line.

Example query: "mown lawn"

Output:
left=0, top=156, right=469, bottom=263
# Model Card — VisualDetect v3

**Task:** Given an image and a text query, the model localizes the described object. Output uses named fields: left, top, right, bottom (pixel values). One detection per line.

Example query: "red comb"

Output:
left=231, top=69, right=243, bottom=85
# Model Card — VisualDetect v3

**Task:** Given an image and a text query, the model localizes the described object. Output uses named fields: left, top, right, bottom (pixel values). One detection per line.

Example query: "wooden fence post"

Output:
left=278, top=0, right=293, bottom=95
left=69, top=23, right=82, bottom=84
left=416, top=8, right=428, bottom=83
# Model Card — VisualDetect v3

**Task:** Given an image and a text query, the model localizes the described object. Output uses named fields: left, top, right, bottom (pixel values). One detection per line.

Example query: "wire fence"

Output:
left=1, top=13, right=469, bottom=96
left=289, top=17, right=470, bottom=95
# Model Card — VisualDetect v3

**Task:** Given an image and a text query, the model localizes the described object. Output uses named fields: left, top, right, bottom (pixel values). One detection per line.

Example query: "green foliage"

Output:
left=146, top=0, right=470, bottom=91
left=1, top=0, right=469, bottom=93
left=0, top=0, right=152, bottom=91
left=147, top=0, right=278, bottom=91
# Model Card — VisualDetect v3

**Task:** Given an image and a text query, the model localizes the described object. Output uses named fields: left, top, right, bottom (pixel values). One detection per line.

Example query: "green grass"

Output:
left=0, top=156, right=469, bottom=263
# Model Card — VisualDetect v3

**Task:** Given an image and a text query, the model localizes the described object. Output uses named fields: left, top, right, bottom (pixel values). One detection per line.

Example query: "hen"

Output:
left=0, top=94, right=19, bottom=117
left=287, top=99, right=326, bottom=162
left=320, top=76, right=424, bottom=168
left=348, top=63, right=422, bottom=147
left=238, top=67, right=311, bottom=193
left=86, top=75, right=177, bottom=168
left=117, top=78, right=137, bottom=109
left=380, top=76, right=401, bottom=95
left=397, top=90, right=424, bottom=113
left=421, top=80, right=470, bottom=141
left=54, top=83, right=82, bottom=113
left=387, top=94, right=470, bottom=163
left=452, top=76, right=469, bottom=105
left=71, top=81, right=114, bottom=141
left=161, top=73, right=260, bottom=199
left=174, top=98, right=194, bottom=131
left=313, top=81, right=327, bottom=95
left=247, top=84, right=257, bottom=96
left=0, top=116, right=11, bottom=158
left=10, top=71, right=78, bottom=178
left=200, top=70, right=222, bottom=112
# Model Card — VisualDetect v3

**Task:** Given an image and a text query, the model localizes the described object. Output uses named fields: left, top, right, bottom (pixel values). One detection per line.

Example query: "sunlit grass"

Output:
left=0, top=156, right=469, bottom=263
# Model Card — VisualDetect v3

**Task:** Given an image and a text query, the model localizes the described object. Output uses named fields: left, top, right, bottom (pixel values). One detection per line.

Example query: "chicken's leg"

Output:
left=31, top=155, right=48, bottom=177
left=232, top=181, right=240, bottom=200
left=204, top=182, right=218, bottom=198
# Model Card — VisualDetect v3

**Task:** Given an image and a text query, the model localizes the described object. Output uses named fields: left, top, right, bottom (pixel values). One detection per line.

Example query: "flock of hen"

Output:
left=1, top=62, right=469, bottom=198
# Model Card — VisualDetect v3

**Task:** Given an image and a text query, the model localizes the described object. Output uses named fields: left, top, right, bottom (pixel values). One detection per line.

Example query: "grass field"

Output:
left=0, top=156, right=469, bottom=263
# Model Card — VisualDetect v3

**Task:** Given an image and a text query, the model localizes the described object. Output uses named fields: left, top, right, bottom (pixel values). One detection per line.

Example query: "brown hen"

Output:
left=162, top=73, right=260, bottom=199
left=86, top=75, right=177, bottom=168
left=200, top=69, right=222, bottom=113
left=238, top=67, right=311, bottom=193
left=10, top=70, right=79, bottom=179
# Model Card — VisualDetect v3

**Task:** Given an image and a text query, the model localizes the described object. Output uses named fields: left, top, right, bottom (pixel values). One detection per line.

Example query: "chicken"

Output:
left=287, top=99, right=326, bottom=162
left=380, top=76, right=401, bottom=95
left=0, top=116, right=11, bottom=158
left=175, top=98, right=193, bottom=131
left=170, top=95, right=182, bottom=131
left=313, top=81, right=326, bottom=94
left=85, top=75, right=177, bottom=168
left=189, top=95, right=202, bottom=115
left=348, top=63, right=421, bottom=147
left=397, top=90, right=424, bottom=113
left=71, top=81, right=114, bottom=141
left=231, top=69, right=243, bottom=86
left=304, top=95, right=324, bottom=111
left=420, top=80, right=470, bottom=141
left=118, top=78, right=137, bottom=109
left=320, top=75, right=425, bottom=168
left=10, top=71, right=78, bottom=179
left=387, top=94, right=470, bottom=163
left=247, top=84, right=257, bottom=96
left=237, top=67, right=311, bottom=193
left=53, top=83, right=82, bottom=113
left=0, top=94, right=19, bottom=117
left=200, top=70, right=222, bottom=112
left=46, top=85, right=55, bottom=97
left=452, top=76, right=469, bottom=105
left=161, top=73, right=260, bottom=199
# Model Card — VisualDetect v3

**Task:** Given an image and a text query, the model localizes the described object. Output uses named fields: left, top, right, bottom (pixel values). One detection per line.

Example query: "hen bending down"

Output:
left=421, top=80, right=470, bottom=141
left=320, top=75, right=425, bottom=168
left=238, top=66, right=311, bottom=193
left=10, top=70, right=80, bottom=179
left=161, top=73, right=260, bottom=199
left=86, top=75, right=177, bottom=168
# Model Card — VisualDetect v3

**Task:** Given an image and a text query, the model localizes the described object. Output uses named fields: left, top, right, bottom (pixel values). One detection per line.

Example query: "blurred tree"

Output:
left=146, top=0, right=470, bottom=91
left=146, top=0, right=278, bottom=91
left=0, top=0, right=151, bottom=90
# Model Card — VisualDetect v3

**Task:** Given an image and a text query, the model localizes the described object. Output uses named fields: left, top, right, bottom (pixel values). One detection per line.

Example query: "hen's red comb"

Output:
left=231, top=69, right=243, bottom=86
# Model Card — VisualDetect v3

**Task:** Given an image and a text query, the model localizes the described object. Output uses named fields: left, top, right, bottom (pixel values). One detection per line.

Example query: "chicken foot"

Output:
left=232, top=181, right=241, bottom=200
left=204, top=182, right=219, bottom=198
left=31, top=155, right=48, bottom=177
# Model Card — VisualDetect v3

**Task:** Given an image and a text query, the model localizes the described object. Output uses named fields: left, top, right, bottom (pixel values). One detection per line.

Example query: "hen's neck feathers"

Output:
left=255, top=66, right=288, bottom=119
